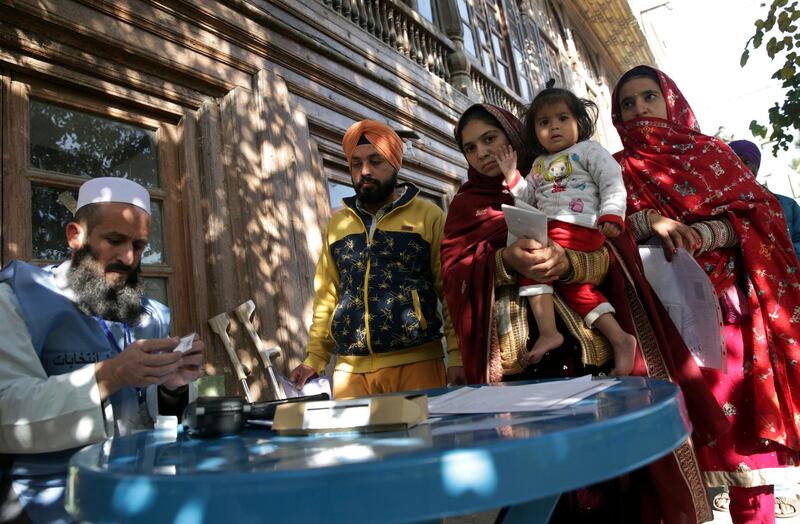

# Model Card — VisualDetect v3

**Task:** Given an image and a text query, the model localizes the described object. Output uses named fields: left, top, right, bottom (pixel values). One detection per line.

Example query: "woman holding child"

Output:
left=441, top=101, right=726, bottom=522
left=612, top=65, right=800, bottom=524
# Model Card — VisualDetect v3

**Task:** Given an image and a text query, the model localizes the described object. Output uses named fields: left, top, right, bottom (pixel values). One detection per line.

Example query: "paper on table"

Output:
left=639, top=246, right=726, bottom=371
left=502, top=201, right=548, bottom=246
left=428, top=403, right=599, bottom=435
left=278, top=375, right=331, bottom=399
left=428, top=376, right=616, bottom=415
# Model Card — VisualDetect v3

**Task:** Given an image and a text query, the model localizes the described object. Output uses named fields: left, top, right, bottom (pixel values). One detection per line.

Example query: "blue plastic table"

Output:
left=65, top=377, right=690, bottom=523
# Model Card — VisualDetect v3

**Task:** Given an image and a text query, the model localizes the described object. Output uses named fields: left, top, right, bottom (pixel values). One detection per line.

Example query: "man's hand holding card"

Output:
left=174, top=333, right=199, bottom=354
left=161, top=333, right=205, bottom=390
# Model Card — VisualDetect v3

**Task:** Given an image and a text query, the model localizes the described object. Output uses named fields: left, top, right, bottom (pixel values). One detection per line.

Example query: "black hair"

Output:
left=523, top=88, right=597, bottom=156
left=615, top=65, right=661, bottom=114
left=454, top=105, right=501, bottom=153
left=617, top=65, right=660, bottom=91
left=72, top=203, right=102, bottom=232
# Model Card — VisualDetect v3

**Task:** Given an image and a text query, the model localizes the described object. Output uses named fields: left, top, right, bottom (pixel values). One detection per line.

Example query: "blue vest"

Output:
left=0, top=260, right=171, bottom=524
left=0, top=260, right=170, bottom=429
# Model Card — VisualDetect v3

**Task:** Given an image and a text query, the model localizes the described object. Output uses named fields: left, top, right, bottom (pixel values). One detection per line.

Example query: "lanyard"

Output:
left=95, top=318, right=132, bottom=354
left=95, top=318, right=144, bottom=402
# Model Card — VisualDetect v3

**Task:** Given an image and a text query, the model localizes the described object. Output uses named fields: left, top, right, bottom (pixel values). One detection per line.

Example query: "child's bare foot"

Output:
left=609, top=333, right=637, bottom=376
left=524, top=332, right=564, bottom=366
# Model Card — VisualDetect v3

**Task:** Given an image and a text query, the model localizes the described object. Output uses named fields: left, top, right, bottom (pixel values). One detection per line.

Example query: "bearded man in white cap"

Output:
left=0, top=177, right=204, bottom=523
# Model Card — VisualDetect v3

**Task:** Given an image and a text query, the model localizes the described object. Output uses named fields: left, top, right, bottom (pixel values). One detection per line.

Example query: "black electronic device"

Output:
left=182, top=397, right=250, bottom=438
left=248, top=393, right=330, bottom=421
left=182, top=393, right=330, bottom=438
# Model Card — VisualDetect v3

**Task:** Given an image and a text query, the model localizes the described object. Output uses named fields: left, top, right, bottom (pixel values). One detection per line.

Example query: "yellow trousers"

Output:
left=332, top=358, right=446, bottom=399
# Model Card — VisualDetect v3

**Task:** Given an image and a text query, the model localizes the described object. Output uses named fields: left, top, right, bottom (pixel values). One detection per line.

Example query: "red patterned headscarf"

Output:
left=612, top=66, right=800, bottom=450
left=441, top=104, right=531, bottom=384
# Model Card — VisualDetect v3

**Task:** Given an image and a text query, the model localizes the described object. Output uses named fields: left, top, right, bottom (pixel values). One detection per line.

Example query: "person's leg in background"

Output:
left=332, top=369, right=371, bottom=399
left=396, top=359, right=446, bottom=392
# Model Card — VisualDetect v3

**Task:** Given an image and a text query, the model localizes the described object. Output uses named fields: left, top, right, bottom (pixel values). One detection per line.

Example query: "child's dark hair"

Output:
left=523, top=88, right=598, bottom=156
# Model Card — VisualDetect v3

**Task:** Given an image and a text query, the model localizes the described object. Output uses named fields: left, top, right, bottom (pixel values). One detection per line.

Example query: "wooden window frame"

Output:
left=412, top=0, right=438, bottom=24
left=1, top=74, right=192, bottom=333
left=463, top=0, right=525, bottom=95
left=456, top=0, right=480, bottom=58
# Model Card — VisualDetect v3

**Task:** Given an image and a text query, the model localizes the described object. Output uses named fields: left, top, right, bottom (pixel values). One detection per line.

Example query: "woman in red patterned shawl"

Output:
left=442, top=103, right=727, bottom=523
left=613, top=65, right=800, bottom=524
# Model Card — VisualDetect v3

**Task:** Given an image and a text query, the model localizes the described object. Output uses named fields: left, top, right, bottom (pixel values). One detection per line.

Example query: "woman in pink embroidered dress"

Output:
left=612, top=65, right=800, bottom=524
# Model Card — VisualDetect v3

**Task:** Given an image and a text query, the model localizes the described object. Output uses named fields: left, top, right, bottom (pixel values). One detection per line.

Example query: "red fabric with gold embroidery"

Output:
left=612, top=67, right=800, bottom=450
left=441, top=104, right=531, bottom=384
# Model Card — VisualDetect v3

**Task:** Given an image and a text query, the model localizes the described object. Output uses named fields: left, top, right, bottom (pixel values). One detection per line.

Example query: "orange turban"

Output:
left=341, top=120, right=404, bottom=172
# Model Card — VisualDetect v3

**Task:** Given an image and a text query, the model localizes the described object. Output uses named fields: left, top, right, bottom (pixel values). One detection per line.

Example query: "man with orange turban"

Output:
left=291, top=119, right=463, bottom=398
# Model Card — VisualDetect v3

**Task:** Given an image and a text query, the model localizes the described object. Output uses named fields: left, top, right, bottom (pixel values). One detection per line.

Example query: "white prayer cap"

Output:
left=76, top=177, right=151, bottom=215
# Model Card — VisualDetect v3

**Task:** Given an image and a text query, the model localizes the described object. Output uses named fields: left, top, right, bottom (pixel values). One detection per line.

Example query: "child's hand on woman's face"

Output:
left=495, top=145, right=518, bottom=183
left=599, top=222, right=622, bottom=238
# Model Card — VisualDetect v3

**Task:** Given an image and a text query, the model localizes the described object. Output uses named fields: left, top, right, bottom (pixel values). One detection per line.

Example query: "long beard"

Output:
left=356, top=172, right=398, bottom=205
left=68, top=246, right=145, bottom=323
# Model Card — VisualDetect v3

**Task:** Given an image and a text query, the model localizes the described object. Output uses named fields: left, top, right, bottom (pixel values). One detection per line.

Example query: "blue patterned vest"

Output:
left=0, top=260, right=170, bottom=434
left=0, top=261, right=171, bottom=524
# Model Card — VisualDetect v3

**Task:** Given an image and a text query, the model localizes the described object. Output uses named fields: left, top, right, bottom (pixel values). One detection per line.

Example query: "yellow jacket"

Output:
left=304, top=184, right=461, bottom=374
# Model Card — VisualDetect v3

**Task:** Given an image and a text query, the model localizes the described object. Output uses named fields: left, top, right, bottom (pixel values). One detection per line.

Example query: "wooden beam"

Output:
left=255, top=68, right=321, bottom=372
left=157, top=122, right=190, bottom=336
left=0, top=0, right=244, bottom=95
left=196, top=99, right=238, bottom=382
left=219, top=84, right=283, bottom=398
left=0, top=20, right=209, bottom=110
left=0, top=48, right=187, bottom=122
left=177, top=109, right=211, bottom=363
left=2, top=80, right=30, bottom=262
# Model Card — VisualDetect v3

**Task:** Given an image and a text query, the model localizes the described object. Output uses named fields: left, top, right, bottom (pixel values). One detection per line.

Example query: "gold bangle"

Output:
left=646, top=209, right=659, bottom=229
left=494, top=248, right=516, bottom=286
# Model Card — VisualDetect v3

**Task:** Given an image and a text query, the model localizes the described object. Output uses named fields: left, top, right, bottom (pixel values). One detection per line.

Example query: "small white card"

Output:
left=174, top=333, right=196, bottom=353
left=502, top=202, right=548, bottom=246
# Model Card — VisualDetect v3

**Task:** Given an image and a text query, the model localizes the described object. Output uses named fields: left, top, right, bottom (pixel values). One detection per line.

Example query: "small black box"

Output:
left=182, top=397, right=250, bottom=438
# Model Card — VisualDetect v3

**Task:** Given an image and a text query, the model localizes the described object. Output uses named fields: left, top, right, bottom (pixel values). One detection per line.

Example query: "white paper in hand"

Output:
left=638, top=246, right=726, bottom=370
left=502, top=202, right=548, bottom=246
left=174, top=333, right=196, bottom=353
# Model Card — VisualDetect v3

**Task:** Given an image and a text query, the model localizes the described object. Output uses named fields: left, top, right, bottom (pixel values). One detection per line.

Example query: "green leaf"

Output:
left=744, top=2, right=800, bottom=154
left=766, top=11, right=777, bottom=30
left=750, top=120, right=768, bottom=138
left=767, top=36, right=778, bottom=57
left=779, top=10, right=790, bottom=30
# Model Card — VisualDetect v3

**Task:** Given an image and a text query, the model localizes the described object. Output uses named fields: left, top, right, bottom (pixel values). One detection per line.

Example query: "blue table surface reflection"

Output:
left=66, top=377, right=690, bottom=524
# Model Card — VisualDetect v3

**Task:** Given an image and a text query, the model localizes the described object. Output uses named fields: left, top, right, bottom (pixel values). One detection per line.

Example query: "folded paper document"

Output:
left=272, top=393, right=428, bottom=435
left=502, top=201, right=548, bottom=246
left=639, top=245, right=725, bottom=370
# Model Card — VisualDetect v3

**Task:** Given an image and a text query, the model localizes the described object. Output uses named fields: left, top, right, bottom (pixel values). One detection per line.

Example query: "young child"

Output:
left=498, top=87, right=636, bottom=376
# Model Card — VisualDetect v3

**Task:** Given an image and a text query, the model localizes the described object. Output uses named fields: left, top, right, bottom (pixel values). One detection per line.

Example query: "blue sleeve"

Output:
left=790, top=200, right=800, bottom=261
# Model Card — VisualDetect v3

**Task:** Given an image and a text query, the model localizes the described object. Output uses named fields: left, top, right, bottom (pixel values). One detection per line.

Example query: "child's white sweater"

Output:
left=509, top=140, right=627, bottom=230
